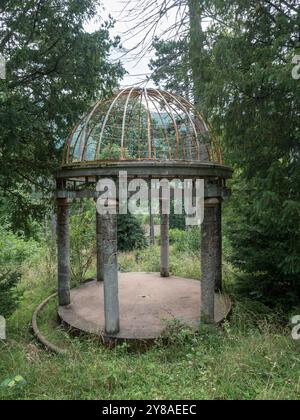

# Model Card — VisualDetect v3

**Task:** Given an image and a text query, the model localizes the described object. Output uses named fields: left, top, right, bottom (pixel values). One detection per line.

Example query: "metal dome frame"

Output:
left=62, top=88, right=223, bottom=166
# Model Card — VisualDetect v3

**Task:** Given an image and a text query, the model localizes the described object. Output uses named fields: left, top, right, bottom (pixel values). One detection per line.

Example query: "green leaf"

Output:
left=0, top=375, right=27, bottom=389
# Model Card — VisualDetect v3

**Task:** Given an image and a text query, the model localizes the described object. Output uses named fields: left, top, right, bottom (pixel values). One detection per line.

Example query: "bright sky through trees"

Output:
left=86, top=0, right=182, bottom=87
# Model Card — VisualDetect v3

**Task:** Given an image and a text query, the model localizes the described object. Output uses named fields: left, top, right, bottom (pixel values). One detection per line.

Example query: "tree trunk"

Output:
left=188, top=0, right=205, bottom=111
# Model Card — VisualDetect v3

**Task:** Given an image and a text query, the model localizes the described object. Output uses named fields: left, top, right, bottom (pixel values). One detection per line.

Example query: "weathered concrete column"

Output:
left=149, top=212, right=155, bottom=246
left=96, top=210, right=104, bottom=282
left=57, top=198, right=71, bottom=307
left=201, top=199, right=220, bottom=323
left=215, top=202, right=222, bottom=292
left=101, top=201, right=120, bottom=335
left=160, top=199, right=170, bottom=278
left=149, top=183, right=155, bottom=246
left=51, top=212, right=57, bottom=243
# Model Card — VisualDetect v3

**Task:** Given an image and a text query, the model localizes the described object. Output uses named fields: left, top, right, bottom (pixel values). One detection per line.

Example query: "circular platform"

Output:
left=58, top=273, right=231, bottom=340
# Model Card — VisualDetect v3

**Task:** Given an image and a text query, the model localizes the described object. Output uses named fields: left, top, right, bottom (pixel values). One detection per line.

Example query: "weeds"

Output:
left=1, top=244, right=300, bottom=400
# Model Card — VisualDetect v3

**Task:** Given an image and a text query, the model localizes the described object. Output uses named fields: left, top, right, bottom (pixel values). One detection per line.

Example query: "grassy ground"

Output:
left=1, top=245, right=300, bottom=400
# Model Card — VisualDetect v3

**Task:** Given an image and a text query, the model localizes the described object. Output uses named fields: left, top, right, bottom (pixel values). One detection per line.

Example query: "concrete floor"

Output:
left=58, top=273, right=231, bottom=340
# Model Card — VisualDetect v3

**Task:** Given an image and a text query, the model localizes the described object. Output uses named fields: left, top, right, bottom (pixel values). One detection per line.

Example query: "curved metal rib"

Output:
left=95, top=88, right=129, bottom=160
left=62, top=87, right=223, bottom=166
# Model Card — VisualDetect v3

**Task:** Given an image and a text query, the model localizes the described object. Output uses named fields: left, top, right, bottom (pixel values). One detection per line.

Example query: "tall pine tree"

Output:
left=0, top=0, right=124, bottom=232
left=150, top=0, right=300, bottom=306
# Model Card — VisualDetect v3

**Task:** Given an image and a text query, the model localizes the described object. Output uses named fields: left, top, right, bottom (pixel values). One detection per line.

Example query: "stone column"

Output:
left=57, top=197, right=71, bottom=307
left=102, top=201, right=120, bottom=335
left=201, top=199, right=220, bottom=323
left=149, top=182, right=155, bottom=246
left=215, top=201, right=222, bottom=292
left=96, top=210, right=104, bottom=282
left=51, top=212, right=57, bottom=243
left=160, top=198, right=170, bottom=278
left=150, top=212, right=155, bottom=246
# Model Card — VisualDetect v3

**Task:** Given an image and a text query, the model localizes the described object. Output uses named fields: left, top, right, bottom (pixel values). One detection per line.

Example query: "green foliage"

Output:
left=93, top=100, right=153, bottom=161
left=168, top=229, right=186, bottom=246
left=150, top=38, right=192, bottom=99
left=1, top=250, right=299, bottom=400
left=98, top=144, right=131, bottom=160
left=117, top=214, right=147, bottom=252
left=188, top=0, right=209, bottom=111
left=226, top=175, right=300, bottom=307
left=69, top=201, right=148, bottom=282
left=70, top=200, right=96, bottom=284
left=0, top=272, right=21, bottom=318
left=0, top=226, right=38, bottom=316
left=1, top=376, right=27, bottom=390
left=119, top=244, right=201, bottom=279
left=151, top=0, right=300, bottom=308
left=182, top=228, right=201, bottom=254
left=204, top=1, right=300, bottom=307
left=163, top=228, right=200, bottom=254
left=0, top=0, right=124, bottom=231
left=169, top=199, right=186, bottom=230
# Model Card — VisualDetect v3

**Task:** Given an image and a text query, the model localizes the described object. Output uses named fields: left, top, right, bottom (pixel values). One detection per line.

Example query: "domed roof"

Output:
left=62, top=88, right=223, bottom=166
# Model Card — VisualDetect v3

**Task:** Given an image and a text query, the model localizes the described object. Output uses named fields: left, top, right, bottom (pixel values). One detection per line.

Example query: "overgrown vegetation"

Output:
left=0, top=240, right=300, bottom=400
left=70, top=200, right=96, bottom=285
left=69, top=200, right=147, bottom=284
left=117, top=214, right=148, bottom=252
left=149, top=0, right=300, bottom=308
left=0, top=226, right=39, bottom=317
left=0, top=0, right=124, bottom=233
left=0, top=0, right=299, bottom=402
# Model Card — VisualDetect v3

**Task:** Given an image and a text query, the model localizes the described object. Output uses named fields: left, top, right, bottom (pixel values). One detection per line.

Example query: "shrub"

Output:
left=183, top=228, right=201, bottom=254
left=168, top=229, right=186, bottom=245
left=226, top=176, right=300, bottom=308
left=0, top=272, right=21, bottom=317
left=117, top=214, right=147, bottom=252
left=169, top=199, right=185, bottom=230
left=70, top=200, right=96, bottom=285
left=70, top=202, right=148, bottom=283
left=0, top=226, right=38, bottom=317
left=161, top=228, right=200, bottom=254
left=98, top=145, right=131, bottom=160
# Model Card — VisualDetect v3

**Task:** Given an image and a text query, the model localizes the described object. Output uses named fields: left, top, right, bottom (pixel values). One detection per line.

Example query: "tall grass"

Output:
left=119, top=245, right=200, bottom=279
left=0, top=243, right=300, bottom=400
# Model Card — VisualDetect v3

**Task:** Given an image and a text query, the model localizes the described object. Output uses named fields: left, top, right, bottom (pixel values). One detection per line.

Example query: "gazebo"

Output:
left=55, top=87, right=232, bottom=341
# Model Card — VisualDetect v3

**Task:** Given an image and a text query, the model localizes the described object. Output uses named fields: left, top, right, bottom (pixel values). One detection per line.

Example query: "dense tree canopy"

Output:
left=208, top=0, right=300, bottom=306
left=150, top=0, right=300, bottom=306
left=0, top=0, right=124, bottom=232
left=149, top=38, right=192, bottom=100
left=1, top=0, right=299, bottom=305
